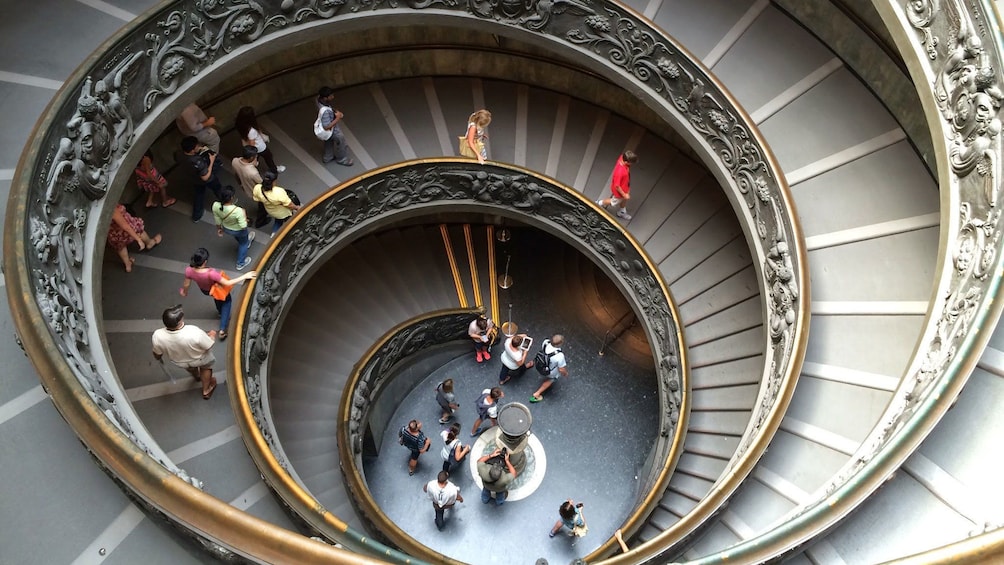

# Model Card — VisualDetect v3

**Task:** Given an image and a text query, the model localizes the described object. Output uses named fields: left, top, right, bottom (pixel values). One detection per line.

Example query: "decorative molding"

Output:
left=816, top=0, right=1004, bottom=499
left=239, top=162, right=684, bottom=492
left=8, top=0, right=810, bottom=561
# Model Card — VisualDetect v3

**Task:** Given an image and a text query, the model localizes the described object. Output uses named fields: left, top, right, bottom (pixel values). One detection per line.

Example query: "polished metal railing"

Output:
left=4, top=0, right=810, bottom=561
left=232, top=159, right=687, bottom=558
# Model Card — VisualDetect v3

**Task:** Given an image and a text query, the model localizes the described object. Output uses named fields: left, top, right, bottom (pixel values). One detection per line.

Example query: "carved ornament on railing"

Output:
left=826, top=0, right=1004, bottom=483
left=345, top=312, right=473, bottom=458
left=11, top=0, right=804, bottom=559
left=718, top=0, right=1004, bottom=553
left=240, top=163, right=684, bottom=480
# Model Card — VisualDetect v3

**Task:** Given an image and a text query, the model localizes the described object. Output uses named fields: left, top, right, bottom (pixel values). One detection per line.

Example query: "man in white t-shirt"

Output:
left=152, top=304, right=218, bottom=400
left=499, top=333, right=533, bottom=385
left=530, top=334, right=568, bottom=402
left=423, top=471, right=463, bottom=530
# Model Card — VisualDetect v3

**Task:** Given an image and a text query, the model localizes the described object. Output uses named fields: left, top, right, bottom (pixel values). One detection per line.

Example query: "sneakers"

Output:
left=248, top=231, right=256, bottom=243
left=617, top=209, right=632, bottom=220
left=276, top=165, right=287, bottom=173
left=237, top=257, right=253, bottom=271
left=476, top=350, right=484, bottom=363
left=336, top=157, right=354, bottom=166
left=438, top=417, right=450, bottom=424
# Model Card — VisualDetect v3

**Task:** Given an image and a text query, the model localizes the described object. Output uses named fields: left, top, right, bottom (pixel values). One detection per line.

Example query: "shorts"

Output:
left=408, top=449, right=422, bottom=462
left=172, top=351, right=216, bottom=370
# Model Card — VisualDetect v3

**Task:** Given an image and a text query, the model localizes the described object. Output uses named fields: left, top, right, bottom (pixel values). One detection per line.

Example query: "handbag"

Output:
left=284, top=188, right=301, bottom=206
left=458, top=136, right=477, bottom=159
left=209, top=271, right=233, bottom=301
left=313, top=106, right=333, bottom=141
left=571, top=509, right=589, bottom=537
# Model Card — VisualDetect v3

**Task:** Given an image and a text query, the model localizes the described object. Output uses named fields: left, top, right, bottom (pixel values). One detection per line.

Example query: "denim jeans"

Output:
left=201, top=289, right=232, bottom=333
left=481, top=487, right=506, bottom=506
left=272, top=215, right=289, bottom=236
left=223, top=226, right=250, bottom=265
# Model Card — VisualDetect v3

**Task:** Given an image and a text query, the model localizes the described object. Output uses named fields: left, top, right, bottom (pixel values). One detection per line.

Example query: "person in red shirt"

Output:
left=597, top=150, right=639, bottom=220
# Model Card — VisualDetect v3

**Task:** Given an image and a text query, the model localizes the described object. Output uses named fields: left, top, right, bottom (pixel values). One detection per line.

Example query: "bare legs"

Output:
left=117, top=231, right=161, bottom=272
left=186, top=366, right=217, bottom=399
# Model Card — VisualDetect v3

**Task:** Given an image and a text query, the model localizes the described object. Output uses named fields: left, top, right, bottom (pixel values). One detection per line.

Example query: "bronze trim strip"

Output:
left=440, top=224, right=468, bottom=308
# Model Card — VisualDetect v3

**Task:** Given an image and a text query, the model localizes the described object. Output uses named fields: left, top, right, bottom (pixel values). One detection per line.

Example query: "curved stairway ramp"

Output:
left=2, top=2, right=1003, bottom=565
left=268, top=226, right=460, bottom=526
left=252, top=75, right=769, bottom=546
left=618, top=0, right=939, bottom=559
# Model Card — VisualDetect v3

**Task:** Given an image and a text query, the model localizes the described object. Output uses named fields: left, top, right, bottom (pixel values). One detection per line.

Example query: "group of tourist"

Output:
left=119, top=87, right=640, bottom=543
left=399, top=312, right=581, bottom=537
left=132, top=87, right=367, bottom=400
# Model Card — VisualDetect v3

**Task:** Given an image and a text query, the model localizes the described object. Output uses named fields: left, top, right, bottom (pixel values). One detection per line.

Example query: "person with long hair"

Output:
left=134, top=149, right=175, bottom=208
left=549, top=499, right=586, bottom=537
left=252, top=171, right=299, bottom=237
left=464, top=109, right=491, bottom=165
left=439, top=422, right=470, bottom=473
left=107, top=204, right=161, bottom=272
left=234, top=106, right=285, bottom=174
left=212, top=186, right=255, bottom=271
left=179, top=247, right=257, bottom=341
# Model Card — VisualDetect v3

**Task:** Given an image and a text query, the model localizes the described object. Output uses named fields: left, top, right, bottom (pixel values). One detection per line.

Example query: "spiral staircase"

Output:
left=3, top=1, right=1004, bottom=564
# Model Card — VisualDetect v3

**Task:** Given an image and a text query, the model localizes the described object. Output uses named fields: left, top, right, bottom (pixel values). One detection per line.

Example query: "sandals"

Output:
left=529, top=395, right=543, bottom=403
left=142, top=234, right=162, bottom=252
left=202, top=379, right=217, bottom=400
left=162, top=198, right=177, bottom=208
left=124, top=257, right=135, bottom=273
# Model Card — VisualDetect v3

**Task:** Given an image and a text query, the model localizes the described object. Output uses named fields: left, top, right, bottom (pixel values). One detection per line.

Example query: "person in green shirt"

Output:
left=212, top=185, right=255, bottom=270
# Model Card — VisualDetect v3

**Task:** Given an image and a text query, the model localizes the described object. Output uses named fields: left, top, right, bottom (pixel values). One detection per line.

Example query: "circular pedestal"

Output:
left=469, top=429, right=546, bottom=502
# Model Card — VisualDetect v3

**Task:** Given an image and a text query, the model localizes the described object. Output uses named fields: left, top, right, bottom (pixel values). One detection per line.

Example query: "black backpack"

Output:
left=534, top=340, right=559, bottom=375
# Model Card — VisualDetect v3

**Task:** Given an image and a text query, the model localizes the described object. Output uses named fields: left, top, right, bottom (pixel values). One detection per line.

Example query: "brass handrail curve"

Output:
left=232, top=159, right=688, bottom=562
left=5, top=0, right=808, bottom=561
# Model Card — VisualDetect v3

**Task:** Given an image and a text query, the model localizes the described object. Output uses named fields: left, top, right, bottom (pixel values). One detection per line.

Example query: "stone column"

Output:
left=495, top=402, right=532, bottom=474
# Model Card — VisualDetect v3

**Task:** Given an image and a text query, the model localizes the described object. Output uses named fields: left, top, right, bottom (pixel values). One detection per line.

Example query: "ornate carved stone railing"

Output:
left=4, top=0, right=805, bottom=561
left=676, top=1, right=1004, bottom=563
left=337, top=308, right=481, bottom=556
left=231, top=159, right=687, bottom=558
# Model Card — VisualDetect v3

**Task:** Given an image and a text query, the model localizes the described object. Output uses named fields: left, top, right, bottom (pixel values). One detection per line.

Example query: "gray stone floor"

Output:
left=364, top=232, right=660, bottom=564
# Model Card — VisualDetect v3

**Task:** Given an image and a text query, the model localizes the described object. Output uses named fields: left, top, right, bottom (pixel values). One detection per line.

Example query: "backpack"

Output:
left=534, top=340, right=559, bottom=375
left=313, top=106, right=333, bottom=141
left=476, top=390, right=492, bottom=411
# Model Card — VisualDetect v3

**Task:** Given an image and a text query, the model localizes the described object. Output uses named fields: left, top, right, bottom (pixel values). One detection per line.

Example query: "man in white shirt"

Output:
left=530, top=334, right=568, bottom=402
left=152, top=305, right=218, bottom=400
left=423, top=471, right=463, bottom=530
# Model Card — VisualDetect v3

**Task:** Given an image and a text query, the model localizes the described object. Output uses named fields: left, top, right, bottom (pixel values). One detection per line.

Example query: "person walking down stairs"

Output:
left=597, top=150, right=638, bottom=221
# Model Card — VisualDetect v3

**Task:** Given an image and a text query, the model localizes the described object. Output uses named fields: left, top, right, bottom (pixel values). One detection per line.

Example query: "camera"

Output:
left=500, top=447, right=508, bottom=458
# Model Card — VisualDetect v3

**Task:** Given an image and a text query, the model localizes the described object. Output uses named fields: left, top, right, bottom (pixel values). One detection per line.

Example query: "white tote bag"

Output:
left=313, top=106, right=333, bottom=141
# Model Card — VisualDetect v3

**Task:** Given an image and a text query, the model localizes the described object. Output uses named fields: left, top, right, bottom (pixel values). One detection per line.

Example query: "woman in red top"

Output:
left=179, top=247, right=257, bottom=340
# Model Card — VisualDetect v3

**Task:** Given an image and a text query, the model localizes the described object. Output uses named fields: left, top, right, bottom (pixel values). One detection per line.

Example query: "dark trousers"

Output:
left=433, top=503, right=454, bottom=530
left=499, top=363, right=528, bottom=384
left=192, top=177, right=222, bottom=221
